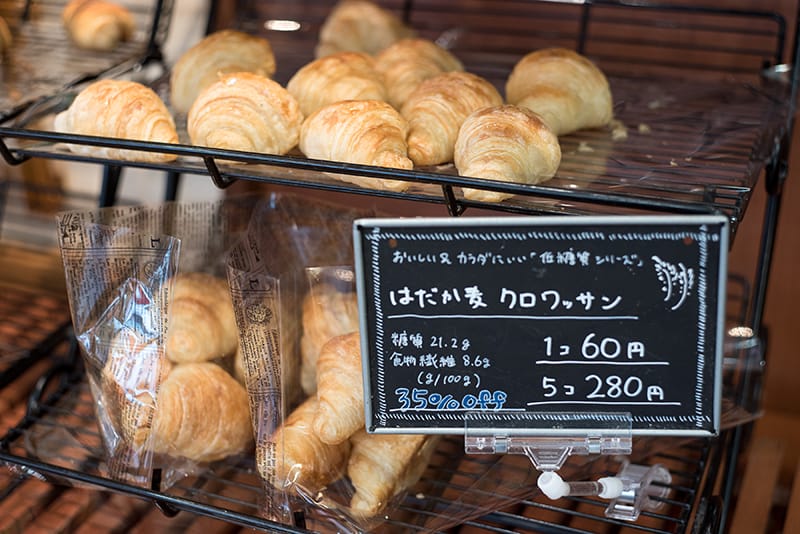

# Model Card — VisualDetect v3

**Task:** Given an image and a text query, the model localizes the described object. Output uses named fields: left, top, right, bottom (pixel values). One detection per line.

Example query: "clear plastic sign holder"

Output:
left=464, top=411, right=672, bottom=521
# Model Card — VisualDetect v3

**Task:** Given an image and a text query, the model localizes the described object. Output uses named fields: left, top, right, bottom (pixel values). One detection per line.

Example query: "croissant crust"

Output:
left=53, top=79, right=178, bottom=163
left=62, top=0, right=134, bottom=51
left=299, top=99, right=412, bottom=191
left=505, top=47, right=613, bottom=136
left=188, top=72, right=303, bottom=156
left=402, top=71, right=503, bottom=167
left=316, top=0, right=414, bottom=58
left=375, top=38, right=464, bottom=110
left=287, top=52, right=387, bottom=117
left=455, top=105, right=561, bottom=203
left=170, top=30, right=277, bottom=114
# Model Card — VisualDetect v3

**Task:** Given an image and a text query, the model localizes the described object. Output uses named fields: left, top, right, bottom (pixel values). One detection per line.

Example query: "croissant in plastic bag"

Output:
left=300, top=282, right=359, bottom=395
left=170, top=30, right=277, bottom=114
left=402, top=71, right=503, bottom=167
left=299, top=99, right=413, bottom=191
left=375, top=38, right=464, bottom=110
left=268, top=396, right=351, bottom=492
left=505, top=47, right=613, bottom=136
left=165, top=272, right=239, bottom=364
left=287, top=52, right=387, bottom=117
left=54, top=79, right=179, bottom=163
left=187, top=72, right=303, bottom=157
left=62, top=0, right=134, bottom=51
left=455, top=105, right=561, bottom=203
left=315, top=0, right=414, bottom=58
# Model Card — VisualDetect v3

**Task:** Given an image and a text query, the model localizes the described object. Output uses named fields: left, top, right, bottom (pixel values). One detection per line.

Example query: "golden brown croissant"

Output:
left=165, top=272, right=239, bottom=364
left=455, top=105, right=561, bottom=203
left=300, top=283, right=359, bottom=395
left=53, top=79, right=178, bottom=163
left=287, top=51, right=387, bottom=117
left=267, top=396, right=351, bottom=492
left=375, top=38, right=464, bottom=110
left=402, top=71, right=503, bottom=167
left=170, top=30, right=276, bottom=114
left=62, top=0, right=134, bottom=51
left=312, top=332, right=364, bottom=444
left=101, top=329, right=172, bottom=451
left=315, top=0, right=414, bottom=58
left=348, top=430, right=440, bottom=516
left=145, top=362, right=252, bottom=463
left=505, top=48, right=613, bottom=136
left=0, top=16, right=12, bottom=53
left=187, top=72, right=303, bottom=156
left=299, top=99, right=413, bottom=191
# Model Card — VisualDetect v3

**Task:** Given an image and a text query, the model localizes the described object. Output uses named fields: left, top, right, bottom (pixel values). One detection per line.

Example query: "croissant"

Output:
left=0, top=16, right=12, bottom=53
left=53, top=79, right=178, bottom=163
left=455, top=105, right=561, bottom=203
left=101, top=329, right=172, bottom=451
left=165, top=272, right=239, bottom=364
left=375, top=38, right=464, bottom=110
left=170, top=30, right=276, bottom=114
left=299, top=99, right=413, bottom=191
left=287, top=52, right=387, bottom=117
left=62, top=0, right=134, bottom=51
left=267, top=396, right=351, bottom=492
left=316, top=0, right=414, bottom=58
left=312, top=332, right=364, bottom=444
left=402, top=71, right=503, bottom=167
left=187, top=72, right=303, bottom=156
left=505, top=48, right=613, bottom=136
left=300, top=283, right=359, bottom=395
left=145, top=362, right=252, bottom=463
left=348, top=431, right=440, bottom=516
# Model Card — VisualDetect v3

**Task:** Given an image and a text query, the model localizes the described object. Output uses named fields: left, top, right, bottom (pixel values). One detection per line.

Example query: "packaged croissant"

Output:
left=55, top=197, right=260, bottom=487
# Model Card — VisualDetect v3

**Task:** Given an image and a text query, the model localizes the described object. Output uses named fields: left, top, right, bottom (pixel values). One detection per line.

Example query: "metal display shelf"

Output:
left=0, top=1, right=795, bottom=227
left=0, top=1, right=792, bottom=532
left=0, top=0, right=171, bottom=120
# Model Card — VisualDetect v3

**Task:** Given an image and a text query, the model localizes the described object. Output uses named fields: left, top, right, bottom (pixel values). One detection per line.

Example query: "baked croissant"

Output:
left=145, top=362, right=252, bottom=463
left=170, top=30, right=276, bottom=114
left=402, top=71, right=503, bottom=167
left=348, top=431, right=440, bottom=516
left=166, top=272, right=239, bottom=364
left=187, top=72, right=303, bottom=156
left=300, top=283, right=359, bottom=395
left=268, top=396, right=351, bottom=492
left=313, top=332, right=364, bottom=444
left=375, top=38, right=464, bottom=110
left=299, top=99, right=413, bottom=191
left=0, top=16, right=12, bottom=53
left=505, top=48, right=613, bottom=136
left=62, top=0, right=134, bottom=51
left=287, top=52, right=387, bottom=117
left=101, top=329, right=172, bottom=451
left=53, top=79, right=178, bottom=163
left=455, top=105, right=561, bottom=203
left=316, top=0, right=414, bottom=58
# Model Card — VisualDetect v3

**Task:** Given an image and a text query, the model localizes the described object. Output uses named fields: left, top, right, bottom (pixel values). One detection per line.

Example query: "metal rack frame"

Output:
left=0, top=0, right=796, bottom=532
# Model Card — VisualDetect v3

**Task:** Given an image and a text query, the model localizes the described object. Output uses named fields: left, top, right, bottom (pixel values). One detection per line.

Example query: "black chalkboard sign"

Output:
left=353, top=215, right=728, bottom=437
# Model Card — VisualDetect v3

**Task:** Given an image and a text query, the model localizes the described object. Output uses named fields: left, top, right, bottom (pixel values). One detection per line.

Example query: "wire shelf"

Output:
left=0, top=0, right=171, bottom=120
left=0, top=1, right=794, bottom=227
left=0, top=355, right=713, bottom=534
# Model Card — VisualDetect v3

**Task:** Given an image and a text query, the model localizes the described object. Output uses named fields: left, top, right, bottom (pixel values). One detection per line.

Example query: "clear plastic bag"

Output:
left=54, top=198, right=258, bottom=488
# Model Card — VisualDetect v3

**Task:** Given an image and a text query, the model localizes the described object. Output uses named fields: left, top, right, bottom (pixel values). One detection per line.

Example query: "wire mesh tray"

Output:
left=0, top=0, right=170, bottom=119
left=0, top=0, right=794, bottom=225
left=0, top=70, right=791, bottom=226
left=0, top=350, right=714, bottom=534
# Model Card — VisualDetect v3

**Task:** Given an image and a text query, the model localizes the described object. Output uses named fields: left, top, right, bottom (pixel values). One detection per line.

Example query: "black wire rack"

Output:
left=0, top=1, right=793, bottom=532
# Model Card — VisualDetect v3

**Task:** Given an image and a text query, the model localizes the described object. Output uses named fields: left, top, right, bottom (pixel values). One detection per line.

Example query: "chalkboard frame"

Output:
left=354, top=215, right=729, bottom=437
